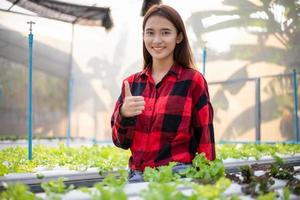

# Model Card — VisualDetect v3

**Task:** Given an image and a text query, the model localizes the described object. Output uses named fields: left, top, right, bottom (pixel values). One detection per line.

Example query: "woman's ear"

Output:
left=176, top=33, right=183, bottom=44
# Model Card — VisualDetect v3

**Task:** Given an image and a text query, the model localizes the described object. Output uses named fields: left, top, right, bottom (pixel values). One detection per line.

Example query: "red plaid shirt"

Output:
left=111, top=64, right=215, bottom=171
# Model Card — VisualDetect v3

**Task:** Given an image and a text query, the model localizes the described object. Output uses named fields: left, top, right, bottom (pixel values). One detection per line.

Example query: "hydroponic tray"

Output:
left=1, top=154, right=300, bottom=193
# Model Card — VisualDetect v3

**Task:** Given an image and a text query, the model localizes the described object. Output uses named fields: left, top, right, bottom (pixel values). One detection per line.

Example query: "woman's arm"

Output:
left=111, top=80, right=145, bottom=149
left=111, top=98, right=136, bottom=149
left=191, top=73, right=216, bottom=160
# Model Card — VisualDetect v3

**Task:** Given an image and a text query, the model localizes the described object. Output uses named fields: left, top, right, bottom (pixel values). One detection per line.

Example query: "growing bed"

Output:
left=1, top=143, right=300, bottom=199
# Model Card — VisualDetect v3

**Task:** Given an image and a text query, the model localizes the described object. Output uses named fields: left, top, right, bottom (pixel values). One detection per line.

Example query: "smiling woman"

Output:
left=143, top=15, right=183, bottom=80
left=111, top=4, right=216, bottom=183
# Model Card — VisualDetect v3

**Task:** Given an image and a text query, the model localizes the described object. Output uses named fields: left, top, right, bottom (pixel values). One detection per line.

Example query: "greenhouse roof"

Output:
left=1, top=0, right=113, bottom=29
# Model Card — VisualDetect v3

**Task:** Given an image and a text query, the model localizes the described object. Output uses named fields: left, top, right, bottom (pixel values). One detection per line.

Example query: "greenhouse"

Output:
left=0, top=0, right=300, bottom=199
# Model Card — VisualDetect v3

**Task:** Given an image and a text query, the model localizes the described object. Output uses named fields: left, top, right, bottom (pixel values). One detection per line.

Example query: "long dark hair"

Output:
left=142, top=4, right=195, bottom=69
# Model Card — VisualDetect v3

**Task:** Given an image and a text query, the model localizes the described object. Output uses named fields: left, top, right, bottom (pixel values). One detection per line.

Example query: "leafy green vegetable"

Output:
left=184, top=153, right=225, bottom=184
left=41, top=177, right=74, bottom=194
left=240, top=165, right=254, bottom=184
left=189, top=177, right=232, bottom=199
left=81, top=173, right=127, bottom=200
left=270, top=164, right=293, bottom=180
left=141, top=182, right=187, bottom=200
left=240, top=165, right=275, bottom=197
left=0, top=144, right=130, bottom=176
left=102, top=170, right=128, bottom=187
left=271, top=154, right=284, bottom=165
left=0, top=182, right=41, bottom=200
left=143, top=162, right=180, bottom=182
left=282, top=187, right=290, bottom=200
left=36, top=172, right=44, bottom=179
left=0, top=162, right=9, bottom=176
left=1, top=143, right=300, bottom=176
left=257, top=192, right=277, bottom=200
left=0, top=143, right=299, bottom=200
left=217, top=143, right=300, bottom=160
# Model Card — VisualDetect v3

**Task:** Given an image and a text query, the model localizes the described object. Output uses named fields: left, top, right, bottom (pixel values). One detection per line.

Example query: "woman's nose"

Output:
left=153, top=34, right=162, bottom=43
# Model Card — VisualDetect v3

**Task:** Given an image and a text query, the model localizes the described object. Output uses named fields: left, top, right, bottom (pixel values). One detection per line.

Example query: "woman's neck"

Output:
left=151, top=58, right=174, bottom=84
left=152, top=58, right=174, bottom=75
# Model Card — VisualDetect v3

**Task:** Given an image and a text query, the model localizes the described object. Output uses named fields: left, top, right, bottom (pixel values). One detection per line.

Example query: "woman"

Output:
left=111, top=4, right=215, bottom=182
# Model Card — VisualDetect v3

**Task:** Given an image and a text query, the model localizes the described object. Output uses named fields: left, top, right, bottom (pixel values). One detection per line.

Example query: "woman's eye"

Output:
left=145, top=31, right=154, bottom=36
left=161, top=31, right=171, bottom=36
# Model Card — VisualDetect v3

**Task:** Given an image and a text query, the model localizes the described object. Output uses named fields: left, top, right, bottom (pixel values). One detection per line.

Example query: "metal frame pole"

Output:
left=0, top=84, right=2, bottom=98
left=255, top=78, right=261, bottom=143
left=292, top=69, right=299, bottom=143
left=27, top=21, right=35, bottom=160
left=66, top=77, right=73, bottom=146
left=66, top=24, right=75, bottom=146
left=202, top=45, right=206, bottom=76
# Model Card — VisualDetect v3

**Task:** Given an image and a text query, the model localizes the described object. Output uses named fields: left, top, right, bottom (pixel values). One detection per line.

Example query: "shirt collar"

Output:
left=139, top=64, right=182, bottom=79
left=139, top=66, right=150, bottom=78
left=168, top=64, right=182, bottom=79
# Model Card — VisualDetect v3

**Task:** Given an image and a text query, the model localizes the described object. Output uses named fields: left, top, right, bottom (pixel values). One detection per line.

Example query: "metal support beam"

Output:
left=292, top=69, right=299, bottom=143
left=255, top=78, right=261, bottom=143
left=27, top=21, right=35, bottom=160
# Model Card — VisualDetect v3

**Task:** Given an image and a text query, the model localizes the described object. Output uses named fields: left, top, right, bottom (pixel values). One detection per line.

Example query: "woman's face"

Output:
left=143, top=15, right=182, bottom=63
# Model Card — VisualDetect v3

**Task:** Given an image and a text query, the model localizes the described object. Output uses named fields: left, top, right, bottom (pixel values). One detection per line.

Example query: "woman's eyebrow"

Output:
left=145, top=28, right=154, bottom=31
left=145, top=27, right=173, bottom=31
left=160, top=28, right=172, bottom=31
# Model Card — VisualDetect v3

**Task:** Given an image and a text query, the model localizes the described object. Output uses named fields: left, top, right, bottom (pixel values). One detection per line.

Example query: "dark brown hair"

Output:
left=142, top=4, right=195, bottom=69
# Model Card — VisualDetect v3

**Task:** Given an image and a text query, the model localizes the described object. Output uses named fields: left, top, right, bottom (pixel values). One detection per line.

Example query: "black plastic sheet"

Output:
left=6, top=0, right=113, bottom=29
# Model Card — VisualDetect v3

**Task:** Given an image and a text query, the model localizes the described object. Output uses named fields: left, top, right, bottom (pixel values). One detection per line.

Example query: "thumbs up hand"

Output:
left=124, top=81, right=133, bottom=97
left=120, top=81, right=145, bottom=117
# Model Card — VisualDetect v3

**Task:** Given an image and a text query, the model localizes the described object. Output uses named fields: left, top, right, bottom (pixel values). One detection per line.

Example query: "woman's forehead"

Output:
left=144, top=15, right=176, bottom=30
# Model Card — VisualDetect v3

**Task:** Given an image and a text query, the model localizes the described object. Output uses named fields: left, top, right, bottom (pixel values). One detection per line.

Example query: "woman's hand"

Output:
left=120, top=81, right=145, bottom=117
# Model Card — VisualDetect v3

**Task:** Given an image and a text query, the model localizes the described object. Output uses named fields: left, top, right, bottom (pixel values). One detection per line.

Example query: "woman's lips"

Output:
left=152, top=46, right=165, bottom=52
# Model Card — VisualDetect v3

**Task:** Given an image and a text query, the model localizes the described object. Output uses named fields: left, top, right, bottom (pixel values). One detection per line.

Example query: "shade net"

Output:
left=6, top=0, right=113, bottom=29
left=0, top=11, right=71, bottom=138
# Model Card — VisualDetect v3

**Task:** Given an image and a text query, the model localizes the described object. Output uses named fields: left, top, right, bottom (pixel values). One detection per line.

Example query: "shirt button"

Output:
left=129, top=119, right=134, bottom=125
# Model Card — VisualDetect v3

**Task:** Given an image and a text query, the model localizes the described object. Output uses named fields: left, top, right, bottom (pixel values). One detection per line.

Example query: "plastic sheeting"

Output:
left=6, top=0, right=113, bottom=29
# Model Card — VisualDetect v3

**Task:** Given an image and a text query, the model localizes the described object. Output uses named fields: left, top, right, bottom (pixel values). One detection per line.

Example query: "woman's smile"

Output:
left=152, top=46, right=165, bottom=52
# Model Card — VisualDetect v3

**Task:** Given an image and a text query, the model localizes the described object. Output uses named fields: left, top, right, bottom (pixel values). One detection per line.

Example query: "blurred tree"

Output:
left=187, top=0, right=299, bottom=67
left=187, top=0, right=300, bottom=141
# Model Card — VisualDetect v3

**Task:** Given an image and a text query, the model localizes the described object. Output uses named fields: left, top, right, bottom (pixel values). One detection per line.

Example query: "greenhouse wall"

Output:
left=0, top=0, right=299, bottom=142
left=0, top=10, right=72, bottom=138
left=210, top=73, right=300, bottom=143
